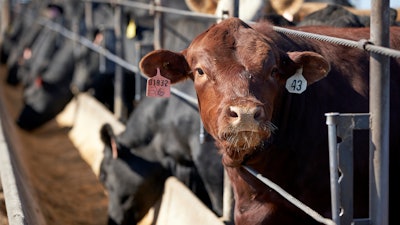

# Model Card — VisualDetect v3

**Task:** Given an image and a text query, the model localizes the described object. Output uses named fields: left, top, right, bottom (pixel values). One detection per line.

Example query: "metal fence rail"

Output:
left=273, top=26, right=400, bottom=58
left=326, top=113, right=371, bottom=225
left=0, top=112, right=25, bottom=225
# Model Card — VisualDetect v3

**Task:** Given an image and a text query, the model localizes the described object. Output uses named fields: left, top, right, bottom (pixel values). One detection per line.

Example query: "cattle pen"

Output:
left=1, top=0, right=400, bottom=225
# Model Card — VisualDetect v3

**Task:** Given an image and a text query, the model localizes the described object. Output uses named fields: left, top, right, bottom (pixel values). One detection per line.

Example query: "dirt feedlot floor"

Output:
left=0, top=65, right=108, bottom=225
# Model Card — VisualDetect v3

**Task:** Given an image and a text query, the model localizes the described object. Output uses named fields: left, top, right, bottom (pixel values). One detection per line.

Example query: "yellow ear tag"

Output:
left=285, top=67, right=307, bottom=94
left=146, top=68, right=171, bottom=98
left=126, top=19, right=136, bottom=39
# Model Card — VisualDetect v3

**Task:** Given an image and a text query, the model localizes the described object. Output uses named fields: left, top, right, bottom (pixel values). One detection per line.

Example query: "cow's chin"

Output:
left=218, top=131, right=268, bottom=167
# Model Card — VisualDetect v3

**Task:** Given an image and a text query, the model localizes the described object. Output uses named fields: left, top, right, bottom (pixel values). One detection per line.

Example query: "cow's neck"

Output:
left=224, top=149, right=296, bottom=224
left=224, top=143, right=293, bottom=193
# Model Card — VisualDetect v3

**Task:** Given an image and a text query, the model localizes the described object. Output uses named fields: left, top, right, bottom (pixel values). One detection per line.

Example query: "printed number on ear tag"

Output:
left=285, top=67, right=307, bottom=94
left=146, top=68, right=171, bottom=98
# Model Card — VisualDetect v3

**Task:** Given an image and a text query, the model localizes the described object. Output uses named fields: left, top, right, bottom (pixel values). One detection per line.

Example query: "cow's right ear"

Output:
left=139, top=49, right=192, bottom=84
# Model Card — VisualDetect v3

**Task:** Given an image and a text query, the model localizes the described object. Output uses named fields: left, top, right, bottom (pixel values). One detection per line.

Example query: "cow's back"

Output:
left=274, top=24, right=400, bottom=223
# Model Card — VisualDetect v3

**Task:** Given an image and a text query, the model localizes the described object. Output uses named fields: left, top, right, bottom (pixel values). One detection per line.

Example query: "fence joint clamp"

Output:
left=358, top=39, right=373, bottom=51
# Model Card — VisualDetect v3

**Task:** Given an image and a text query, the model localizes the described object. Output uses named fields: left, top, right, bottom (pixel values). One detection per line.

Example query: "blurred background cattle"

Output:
left=0, top=0, right=399, bottom=225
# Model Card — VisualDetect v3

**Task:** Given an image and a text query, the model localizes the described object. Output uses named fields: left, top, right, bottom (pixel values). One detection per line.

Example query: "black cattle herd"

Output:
left=0, top=0, right=398, bottom=225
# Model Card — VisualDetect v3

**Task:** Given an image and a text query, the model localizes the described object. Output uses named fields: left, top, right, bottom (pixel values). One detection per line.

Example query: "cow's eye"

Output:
left=196, top=68, right=205, bottom=76
left=271, top=67, right=278, bottom=78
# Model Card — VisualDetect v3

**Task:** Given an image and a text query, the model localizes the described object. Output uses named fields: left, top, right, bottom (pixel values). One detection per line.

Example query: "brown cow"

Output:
left=140, top=18, right=400, bottom=225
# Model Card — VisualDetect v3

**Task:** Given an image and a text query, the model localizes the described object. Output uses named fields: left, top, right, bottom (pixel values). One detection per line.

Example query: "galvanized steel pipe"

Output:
left=369, top=0, right=390, bottom=225
left=325, top=112, right=341, bottom=225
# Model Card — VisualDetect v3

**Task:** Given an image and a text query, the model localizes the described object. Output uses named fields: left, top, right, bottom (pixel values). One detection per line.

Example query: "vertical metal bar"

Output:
left=154, top=0, right=163, bottom=50
left=226, top=0, right=240, bottom=18
left=134, top=42, right=143, bottom=103
left=113, top=5, right=125, bottom=121
left=325, top=112, right=340, bottom=225
left=222, top=168, right=233, bottom=223
left=199, top=119, right=205, bottom=144
left=370, top=0, right=390, bottom=225
left=0, top=0, right=11, bottom=47
left=85, top=2, right=93, bottom=40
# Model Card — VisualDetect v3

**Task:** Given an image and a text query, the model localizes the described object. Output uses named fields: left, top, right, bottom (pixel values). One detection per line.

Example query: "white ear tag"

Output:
left=285, top=67, right=307, bottom=94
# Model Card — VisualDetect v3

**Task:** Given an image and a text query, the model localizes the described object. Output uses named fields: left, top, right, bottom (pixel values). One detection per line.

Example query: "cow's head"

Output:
left=140, top=18, right=329, bottom=167
left=99, top=124, right=168, bottom=224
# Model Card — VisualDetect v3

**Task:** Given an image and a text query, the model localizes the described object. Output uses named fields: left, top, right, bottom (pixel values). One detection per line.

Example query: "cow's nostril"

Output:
left=254, top=106, right=265, bottom=121
left=229, top=106, right=240, bottom=118
left=229, top=110, right=238, bottom=118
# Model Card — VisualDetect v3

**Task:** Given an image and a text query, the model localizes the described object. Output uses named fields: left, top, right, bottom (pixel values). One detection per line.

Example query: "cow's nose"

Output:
left=228, top=105, right=265, bottom=125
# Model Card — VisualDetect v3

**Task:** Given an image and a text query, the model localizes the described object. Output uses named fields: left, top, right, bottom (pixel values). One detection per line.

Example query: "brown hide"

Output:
left=140, top=18, right=400, bottom=225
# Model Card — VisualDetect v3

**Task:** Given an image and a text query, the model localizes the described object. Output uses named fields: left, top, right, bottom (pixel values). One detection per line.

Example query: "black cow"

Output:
left=99, top=80, right=224, bottom=225
left=100, top=123, right=169, bottom=225
left=297, top=4, right=365, bottom=27
left=0, top=2, right=41, bottom=64
left=11, top=2, right=79, bottom=130
left=4, top=3, right=65, bottom=86
left=297, top=4, right=399, bottom=27
left=16, top=38, right=75, bottom=130
left=71, top=26, right=137, bottom=116
left=305, top=0, right=352, bottom=6
left=14, top=2, right=137, bottom=130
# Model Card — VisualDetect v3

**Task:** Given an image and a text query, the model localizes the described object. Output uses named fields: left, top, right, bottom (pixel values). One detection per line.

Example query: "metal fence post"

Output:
left=370, top=0, right=390, bottom=224
left=227, top=0, right=239, bottom=18
left=325, top=112, right=341, bottom=225
left=0, top=0, right=11, bottom=61
left=113, top=4, right=127, bottom=121
left=153, top=0, right=164, bottom=50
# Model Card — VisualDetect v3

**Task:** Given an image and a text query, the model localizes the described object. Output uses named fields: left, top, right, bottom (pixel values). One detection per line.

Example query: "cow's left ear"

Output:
left=100, top=123, right=119, bottom=159
left=139, top=49, right=192, bottom=84
left=287, top=51, right=330, bottom=85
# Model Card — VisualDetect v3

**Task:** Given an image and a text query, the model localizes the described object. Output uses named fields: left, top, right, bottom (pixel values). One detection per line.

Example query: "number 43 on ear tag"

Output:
left=146, top=68, right=171, bottom=97
left=285, top=67, right=307, bottom=94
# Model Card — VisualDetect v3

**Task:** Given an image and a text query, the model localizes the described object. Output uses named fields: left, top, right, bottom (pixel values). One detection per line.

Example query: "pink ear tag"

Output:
left=146, top=67, right=171, bottom=97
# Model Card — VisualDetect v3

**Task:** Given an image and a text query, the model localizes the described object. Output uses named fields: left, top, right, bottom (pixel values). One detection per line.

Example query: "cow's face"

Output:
left=140, top=18, right=329, bottom=166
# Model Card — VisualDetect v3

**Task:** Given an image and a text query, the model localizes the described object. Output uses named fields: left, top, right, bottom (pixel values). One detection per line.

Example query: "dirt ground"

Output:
left=0, top=179, right=8, bottom=225
left=0, top=66, right=108, bottom=225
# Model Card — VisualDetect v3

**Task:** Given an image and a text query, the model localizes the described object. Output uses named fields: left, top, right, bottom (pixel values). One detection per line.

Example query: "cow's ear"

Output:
left=100, top=123, right=118, bottom=159
left=139, top=49, right=192, bottom=84
left=287, top=51, right=330, bottom=85
left=100, top=123, right=114, bottom=147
